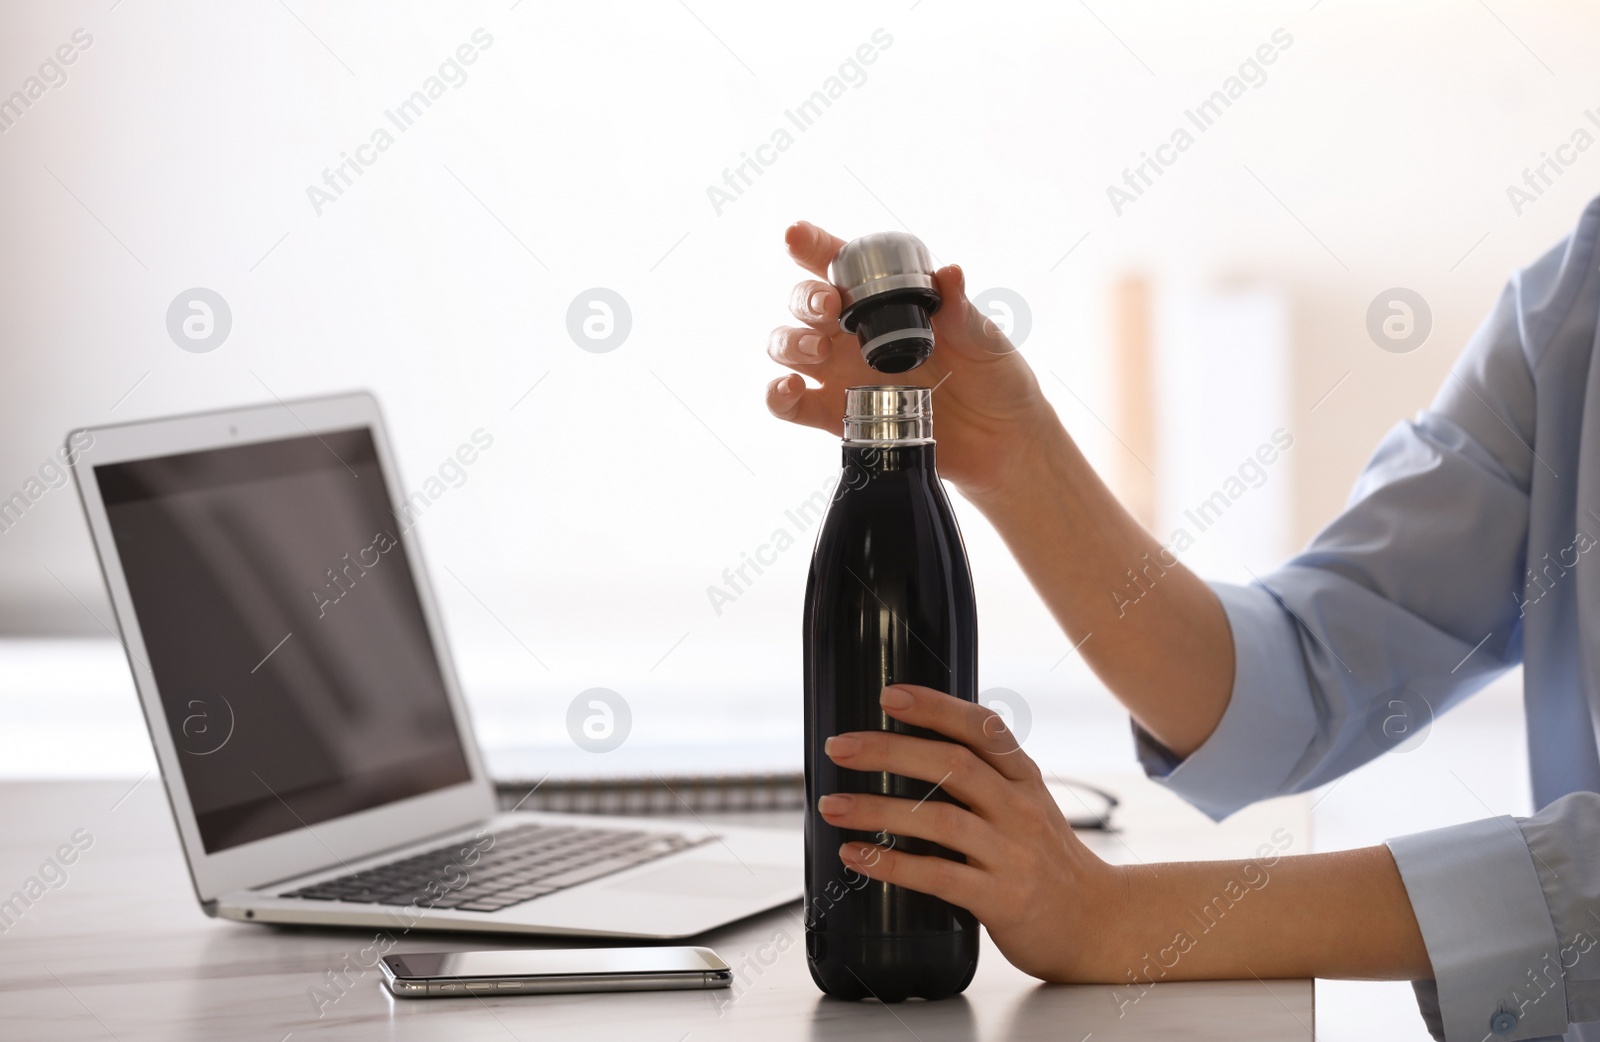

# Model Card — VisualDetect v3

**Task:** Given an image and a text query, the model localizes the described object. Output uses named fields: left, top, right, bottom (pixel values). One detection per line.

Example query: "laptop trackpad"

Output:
left=603, top=860, right=794, bottom=899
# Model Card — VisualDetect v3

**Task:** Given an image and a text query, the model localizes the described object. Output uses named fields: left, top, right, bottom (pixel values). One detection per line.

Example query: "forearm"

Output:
left=962, top=409, right=1234, bottom=756
left=1099, top=846, right=1432, bottom=984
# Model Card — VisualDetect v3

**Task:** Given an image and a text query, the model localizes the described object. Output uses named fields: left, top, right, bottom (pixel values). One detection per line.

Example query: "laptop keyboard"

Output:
left=282, top=823, right=706, bottom=913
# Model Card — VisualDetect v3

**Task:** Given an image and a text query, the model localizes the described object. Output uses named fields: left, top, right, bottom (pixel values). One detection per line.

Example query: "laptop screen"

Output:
left=95, top=427, right=472, bottom=854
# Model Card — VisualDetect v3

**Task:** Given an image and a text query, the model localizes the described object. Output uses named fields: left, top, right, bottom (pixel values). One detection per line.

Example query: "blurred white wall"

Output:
left=1154, top=283, right=1293, bottom=583
left=0, top=0, right=1596, bottom=724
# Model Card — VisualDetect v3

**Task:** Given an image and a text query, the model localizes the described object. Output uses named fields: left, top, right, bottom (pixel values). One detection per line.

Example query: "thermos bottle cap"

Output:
left=843, top=385, right=933, bottom=445
left=829, top=232, right=942, bottom=374
left=828, top=232, right=937, bottom=311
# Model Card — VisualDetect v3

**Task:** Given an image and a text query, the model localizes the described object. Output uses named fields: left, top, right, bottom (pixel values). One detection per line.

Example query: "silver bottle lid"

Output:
left=844, top=385, right=932, bottom=445
left=828, top=232, right=937, bottom=311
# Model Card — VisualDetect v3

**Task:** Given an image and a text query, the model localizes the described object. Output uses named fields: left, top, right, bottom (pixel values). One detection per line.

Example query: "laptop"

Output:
left=71, top=392, right=800, bottom=938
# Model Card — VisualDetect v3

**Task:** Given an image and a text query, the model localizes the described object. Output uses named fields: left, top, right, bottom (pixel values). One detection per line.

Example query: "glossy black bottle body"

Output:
left=802, top=441, right=979, bottom=1001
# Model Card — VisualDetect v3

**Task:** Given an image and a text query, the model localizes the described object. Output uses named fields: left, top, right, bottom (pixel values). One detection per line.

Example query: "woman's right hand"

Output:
left=764, top=221, right=1060, bottom=499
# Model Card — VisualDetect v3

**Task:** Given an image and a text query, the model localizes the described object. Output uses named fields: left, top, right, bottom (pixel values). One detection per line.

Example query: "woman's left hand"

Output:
left=818, top=683, right=1128, bottom=983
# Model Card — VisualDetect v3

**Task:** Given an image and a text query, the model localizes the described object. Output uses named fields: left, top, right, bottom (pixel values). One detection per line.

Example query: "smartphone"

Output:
left=380, top=946, right=733, bottom=998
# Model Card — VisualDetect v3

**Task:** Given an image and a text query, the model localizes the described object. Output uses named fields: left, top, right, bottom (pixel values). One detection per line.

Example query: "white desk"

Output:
left=0, top=775, right=1311, bottom=1040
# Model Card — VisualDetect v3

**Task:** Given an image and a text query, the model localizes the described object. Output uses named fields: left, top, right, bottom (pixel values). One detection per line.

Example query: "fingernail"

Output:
left=775, top=374, right=798, bottom=396
left=809, top=290, right=829, bottom=314
left=798, top=334, right=822, bottom=358
left=824, top=735, right=860, bottom=758
left=818, top=794, right=852, bottom=815
left=880, top=686, right=913, bottom=710
left=839, top=843, right=866, bottom=864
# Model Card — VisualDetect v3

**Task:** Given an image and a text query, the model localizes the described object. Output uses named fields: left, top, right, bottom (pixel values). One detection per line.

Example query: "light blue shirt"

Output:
left=1135, top=195, right=1600, bottom=1042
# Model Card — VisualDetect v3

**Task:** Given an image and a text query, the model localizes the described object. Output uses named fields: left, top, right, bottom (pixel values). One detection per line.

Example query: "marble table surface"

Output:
left=0, top=775, right=1312, bottom=1040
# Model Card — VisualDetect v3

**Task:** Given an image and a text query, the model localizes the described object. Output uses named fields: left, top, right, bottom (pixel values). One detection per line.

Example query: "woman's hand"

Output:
left=817, top=683, right=1128, bottom=983
left=819, top=685, right=1434, bottom=989
left=765, top=221, right=1060, bottom=499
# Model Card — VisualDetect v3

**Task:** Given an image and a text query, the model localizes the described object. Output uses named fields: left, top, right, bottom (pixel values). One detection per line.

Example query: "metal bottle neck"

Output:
left=842, top=385, right=933, bottom=446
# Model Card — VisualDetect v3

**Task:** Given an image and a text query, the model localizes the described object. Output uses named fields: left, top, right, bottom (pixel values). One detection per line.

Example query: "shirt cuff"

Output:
left=1387, top=817, right=1566, bottom=1042
left=1130, top=580, right=1320, bottom=821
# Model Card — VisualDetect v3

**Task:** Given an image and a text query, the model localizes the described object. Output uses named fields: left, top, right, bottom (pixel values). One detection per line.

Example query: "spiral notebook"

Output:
left=493, top=773, right=1118, bottom=830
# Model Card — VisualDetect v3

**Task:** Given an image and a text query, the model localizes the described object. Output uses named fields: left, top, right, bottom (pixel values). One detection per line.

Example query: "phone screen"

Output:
left=387, top=947, right=725, bottom=981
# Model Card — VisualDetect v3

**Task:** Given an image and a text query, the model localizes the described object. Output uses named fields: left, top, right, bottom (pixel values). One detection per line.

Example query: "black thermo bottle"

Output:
left=802, top=385, right=980, bottom=1001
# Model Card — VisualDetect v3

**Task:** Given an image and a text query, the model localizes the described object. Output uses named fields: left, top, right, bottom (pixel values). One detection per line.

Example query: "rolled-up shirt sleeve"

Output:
left=1385, top=793, right=1600, bottom=1040
left=1388, top=816, right=1567, bottom=1041
left=1132, top=581, right=1319, bottom=821
left=1126, top=199, right=1600, bottom=1039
